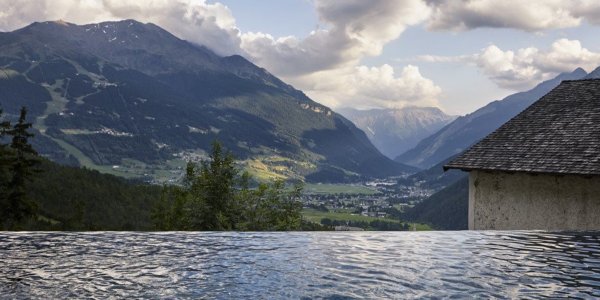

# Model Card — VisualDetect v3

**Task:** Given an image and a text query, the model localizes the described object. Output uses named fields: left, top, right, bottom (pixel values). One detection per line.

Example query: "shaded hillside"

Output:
left=403, top=177, right=468, bottom=230
left=25, top=159, right=162, bottom=230
left=398, top=155, right=466, bottom=191
left=395, top=68, right=588, bottom=169
left=0, top=20, right=413, bottom=183
left=339, top=107, right=455, bottom=158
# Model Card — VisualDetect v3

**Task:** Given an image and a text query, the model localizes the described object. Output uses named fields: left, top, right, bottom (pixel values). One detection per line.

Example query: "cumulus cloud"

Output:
left=239, top=0, right=439, bottom=110
left=425, top=0, right=582, bottom=31
left=296, top=64, right=441, bottom=109
left=241, top=0, right=431, bottom=77
left=417, top=39, right=600, bottom=90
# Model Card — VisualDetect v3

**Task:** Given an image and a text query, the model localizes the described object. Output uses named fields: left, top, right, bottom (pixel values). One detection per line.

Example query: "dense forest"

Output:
left=27, top=161, right=163, bottom=230
left=0, top=107, right=162, bottom=230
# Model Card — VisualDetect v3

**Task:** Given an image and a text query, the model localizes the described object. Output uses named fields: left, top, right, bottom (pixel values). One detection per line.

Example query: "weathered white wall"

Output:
left=469, top=170, right=600, bottom=230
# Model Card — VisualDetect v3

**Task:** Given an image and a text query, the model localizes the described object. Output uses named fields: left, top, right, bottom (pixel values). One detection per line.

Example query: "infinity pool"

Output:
left=1, top=231, right=599, bottom=299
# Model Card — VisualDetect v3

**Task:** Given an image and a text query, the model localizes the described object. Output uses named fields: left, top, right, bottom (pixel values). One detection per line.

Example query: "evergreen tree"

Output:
left=0, top=108, right=12, bottom=218
left=153, top=141, right=303, bottom=231
left=241, top=180, right=303, bottom=231
left=0, top=108, right=11, bottom=173
left=190, top=141, right=237, bottom=230
left=1, top=107, right=40, bottom=229
left=152, top=185, right=188, bottom=230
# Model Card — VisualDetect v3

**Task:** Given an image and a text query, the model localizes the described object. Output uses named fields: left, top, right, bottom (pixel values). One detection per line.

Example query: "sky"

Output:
left=2, top=1, right=600, bottom=115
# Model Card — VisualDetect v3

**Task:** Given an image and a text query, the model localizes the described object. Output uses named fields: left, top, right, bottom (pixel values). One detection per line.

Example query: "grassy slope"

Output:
left=302, top=208, right=432, bottom=231
left=303, top=183, right=378, bottom=195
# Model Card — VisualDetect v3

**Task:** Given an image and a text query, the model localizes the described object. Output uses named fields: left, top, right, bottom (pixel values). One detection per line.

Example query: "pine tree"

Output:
left=0, top=108, right=12, bottom=226
left=2, top=107, right=40, bottom=229
left=195, top=141, right=237, bottom=230
left=0, top=108, right=11, bottom=170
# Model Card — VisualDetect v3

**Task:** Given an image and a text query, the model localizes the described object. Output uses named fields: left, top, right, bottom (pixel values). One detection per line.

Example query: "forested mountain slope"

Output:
left=0, top=20, right=415, bottom=182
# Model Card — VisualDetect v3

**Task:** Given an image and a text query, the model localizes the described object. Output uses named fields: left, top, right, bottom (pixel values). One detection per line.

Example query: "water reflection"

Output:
left=1, top=231, right=599, bottom=299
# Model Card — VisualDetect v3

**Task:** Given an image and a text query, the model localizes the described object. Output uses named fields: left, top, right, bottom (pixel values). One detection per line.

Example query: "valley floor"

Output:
left=299, top=180, right=434, bottom=231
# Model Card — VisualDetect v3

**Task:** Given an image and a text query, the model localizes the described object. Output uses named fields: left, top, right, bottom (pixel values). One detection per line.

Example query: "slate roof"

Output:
left=444, top=79, right=600, bottom=176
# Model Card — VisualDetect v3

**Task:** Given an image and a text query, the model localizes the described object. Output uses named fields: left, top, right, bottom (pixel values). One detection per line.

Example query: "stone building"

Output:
left=445, top=79, right=600, bottom=230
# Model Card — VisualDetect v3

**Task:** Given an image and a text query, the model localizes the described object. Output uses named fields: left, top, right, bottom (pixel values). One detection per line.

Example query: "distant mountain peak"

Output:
left=82, top=19, right=177, bottom=39
left=51, top=19, right=72, bottom=26
left=338, top=106, right=456, bottom=159
left=89, top=19, right=169, bottom=35
left=560, top=67, right=588, bottom=79
left=584, top=66, right=600, bottom=79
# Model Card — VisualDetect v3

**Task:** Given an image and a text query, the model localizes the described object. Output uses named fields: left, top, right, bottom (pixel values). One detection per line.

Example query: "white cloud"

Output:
left=416, top=39, right=600, bottom=90
left=239, top=0, right=438, bottom=109
left=425, top=0, right=582, bottom=31
left=0, top=0, right=107, bottom=29
left=241, top=0, right=431, bottom=77
left=571, top=0, right=600, bottom=25
left=474, top=45, right=543, bottom=90
left=240, top=30, right=353, bottom=77
left=297, top=64, right=441, bottom=109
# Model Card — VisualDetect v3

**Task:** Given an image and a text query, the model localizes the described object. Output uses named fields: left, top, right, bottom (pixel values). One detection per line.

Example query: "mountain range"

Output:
left=0, top=20, right=416, bottom=183
left=338, top=107, right=455, bottom=159
left=395, top=68, right=589, bottom=169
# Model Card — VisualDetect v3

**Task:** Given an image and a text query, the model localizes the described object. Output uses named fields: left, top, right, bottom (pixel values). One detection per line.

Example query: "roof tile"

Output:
left=445, top=79, right=600, bottom=175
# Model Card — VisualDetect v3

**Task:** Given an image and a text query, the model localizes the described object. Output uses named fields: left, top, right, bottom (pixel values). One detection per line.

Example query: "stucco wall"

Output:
left=469, top=170, right=600, bottom=230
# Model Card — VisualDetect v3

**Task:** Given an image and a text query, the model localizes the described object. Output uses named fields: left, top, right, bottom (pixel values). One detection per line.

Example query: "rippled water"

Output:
left=1, top=232, right=600, bottom=299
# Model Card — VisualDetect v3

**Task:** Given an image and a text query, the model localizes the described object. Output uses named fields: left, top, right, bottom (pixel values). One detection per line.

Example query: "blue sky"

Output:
left=215, top=0, right=318, bottom=38
left=3, top=0, right=600, bottom=115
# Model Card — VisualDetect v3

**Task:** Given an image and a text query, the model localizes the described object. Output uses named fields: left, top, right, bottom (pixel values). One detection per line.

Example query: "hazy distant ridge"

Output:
left=339, top=107, right=455, bottom=159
